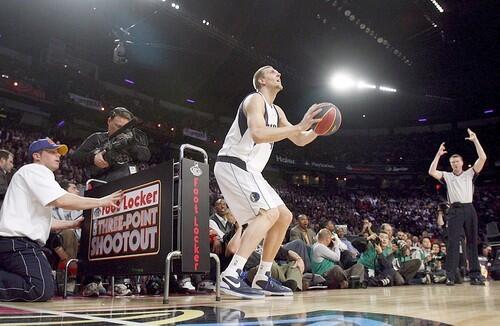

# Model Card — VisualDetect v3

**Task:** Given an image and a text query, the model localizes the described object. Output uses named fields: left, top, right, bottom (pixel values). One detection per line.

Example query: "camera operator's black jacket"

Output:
left=72, top=131, right=151, bottom=182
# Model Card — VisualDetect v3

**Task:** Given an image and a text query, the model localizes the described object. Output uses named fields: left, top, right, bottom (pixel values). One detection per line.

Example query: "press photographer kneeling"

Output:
left=73, top=107, right=151, bottom=183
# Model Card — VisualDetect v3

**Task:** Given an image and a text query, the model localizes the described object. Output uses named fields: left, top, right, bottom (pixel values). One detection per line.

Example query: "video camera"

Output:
left=437, top=202, right=449, bottom=214
left=370, top=236, right=381, bottom=246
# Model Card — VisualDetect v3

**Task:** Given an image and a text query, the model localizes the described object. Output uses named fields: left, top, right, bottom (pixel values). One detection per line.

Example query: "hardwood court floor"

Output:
left=0, top=281, right=498, bottom=325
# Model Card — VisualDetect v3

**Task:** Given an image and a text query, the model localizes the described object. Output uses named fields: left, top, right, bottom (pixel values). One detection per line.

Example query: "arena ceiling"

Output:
left=0, top=0, right=498, bottom=128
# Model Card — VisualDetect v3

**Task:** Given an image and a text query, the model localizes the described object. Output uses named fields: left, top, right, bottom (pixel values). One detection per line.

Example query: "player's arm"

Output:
left=245, top=94, right=321, bottom=144
left=428, top=142, right=446, bottom=180
left=275, top=105, right=318, bottom=146
left=465, top=128, right=487, bottom=174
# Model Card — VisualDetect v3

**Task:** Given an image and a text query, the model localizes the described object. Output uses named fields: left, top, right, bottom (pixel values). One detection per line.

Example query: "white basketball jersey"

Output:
left=218, top=92, right=279, bottom=173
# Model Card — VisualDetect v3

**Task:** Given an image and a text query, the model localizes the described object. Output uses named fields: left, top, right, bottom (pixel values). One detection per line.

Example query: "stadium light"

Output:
left=429, top=0, right=444, bottom=13
left=330, top=73, right=355, bottom=91
left=357, top=81, right=376, bottom=89
left=379, top=85, right=397, bottom=93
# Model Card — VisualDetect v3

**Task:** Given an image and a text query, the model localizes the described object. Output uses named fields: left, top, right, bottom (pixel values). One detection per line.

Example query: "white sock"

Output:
left=223, top=254, right=247, bottom=277
left=253, top=261, right=273, bottom=284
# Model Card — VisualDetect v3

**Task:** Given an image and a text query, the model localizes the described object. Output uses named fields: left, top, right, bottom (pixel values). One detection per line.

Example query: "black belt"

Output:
left=450, top=202, right=473, bottom=208
left=216, top=155, right=247, bottom=171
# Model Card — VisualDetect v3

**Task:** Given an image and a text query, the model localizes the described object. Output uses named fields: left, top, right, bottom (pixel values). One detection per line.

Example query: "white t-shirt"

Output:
left=0, top=163, right=66, bottom=245
left=442, top=168, right=475, bottom=204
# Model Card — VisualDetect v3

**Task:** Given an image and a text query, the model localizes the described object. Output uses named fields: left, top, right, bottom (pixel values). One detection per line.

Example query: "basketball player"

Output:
left=428, top=128, right=487, bottom=285
left=214, top=66, right=322, bottom=298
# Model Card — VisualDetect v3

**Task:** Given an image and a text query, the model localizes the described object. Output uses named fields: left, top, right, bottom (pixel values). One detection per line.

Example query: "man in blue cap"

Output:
left=0, top=138, right=123, bottom=301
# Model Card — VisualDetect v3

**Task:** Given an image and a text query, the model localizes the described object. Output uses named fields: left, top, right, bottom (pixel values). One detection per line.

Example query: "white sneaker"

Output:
left=114, top=284, right=132, bottom=296
left=198, top=280, right=216, bottom=292
left=180, top=277, right=196, bottom=291
left=82, top=282, right=99, bottom=297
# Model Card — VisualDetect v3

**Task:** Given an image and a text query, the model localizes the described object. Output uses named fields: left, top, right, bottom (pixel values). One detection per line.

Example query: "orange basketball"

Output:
left=311, top=102, right=342, bottom=136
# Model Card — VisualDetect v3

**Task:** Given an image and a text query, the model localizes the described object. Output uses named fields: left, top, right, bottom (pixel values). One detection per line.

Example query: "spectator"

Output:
left=290, top=214, right=316, bottom=245
left=478, top=244, right=493, bottom=279
left=209, top=198, right=234, bottom=239
left=0, top=149, right=14, bottom=208
left=311, top=229, right=364, bottom=289
left=336, top=225, right=359, bottom=257
left=50, top=181, right=82, bottom=260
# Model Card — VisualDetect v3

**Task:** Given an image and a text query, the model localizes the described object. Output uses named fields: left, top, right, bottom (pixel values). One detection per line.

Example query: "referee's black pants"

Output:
left=0, top=237, right=55, bottom=302
left=445, top=203, right=481, bottom=281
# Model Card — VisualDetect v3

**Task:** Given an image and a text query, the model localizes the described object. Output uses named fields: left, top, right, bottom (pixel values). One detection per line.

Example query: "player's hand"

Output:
left=99, top=190, right=124, bottom=208
left=212, top=239, right=223, bottom=255
left=294, top=258, right=305, bottom=273
left=465, top=128, right=477, bottom=142
left=298, top=104, right=322, bottom=132
left=437, top=142, right=447, bottom=157
left=94, top=151, right=110, bottom=169
left=375, top=244, right=383, bottom=254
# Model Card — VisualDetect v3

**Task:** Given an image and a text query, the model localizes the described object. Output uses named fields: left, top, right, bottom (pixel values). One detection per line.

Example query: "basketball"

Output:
left=311, top=102, right=342, bottom=136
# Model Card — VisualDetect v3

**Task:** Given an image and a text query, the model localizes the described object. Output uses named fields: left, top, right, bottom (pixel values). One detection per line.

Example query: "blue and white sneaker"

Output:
left=253, top=273, right=293, bottom=296
left=220, top=269, right=265, bottom=299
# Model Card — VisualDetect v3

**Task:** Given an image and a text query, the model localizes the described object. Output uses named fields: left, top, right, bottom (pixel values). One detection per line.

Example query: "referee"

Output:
left=428, top=128, right=487, bottom=286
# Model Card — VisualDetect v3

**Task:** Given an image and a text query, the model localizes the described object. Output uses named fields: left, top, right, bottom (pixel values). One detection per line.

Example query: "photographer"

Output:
left=357, top=231, right=395, bottom=286
left=72, top=107, right=150, bottom=183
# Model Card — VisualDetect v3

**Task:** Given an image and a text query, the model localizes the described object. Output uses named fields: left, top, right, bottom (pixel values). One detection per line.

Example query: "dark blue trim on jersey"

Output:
left=237, top=102, right=247, bottom=138
left=217, top=155, right=247, bottom=172
left=264, top=106, right=269, bottom=126
left=272, top=104, right=280, bottom=126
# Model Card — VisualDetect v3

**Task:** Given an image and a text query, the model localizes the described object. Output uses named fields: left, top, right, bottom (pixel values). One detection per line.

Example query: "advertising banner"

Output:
left=79, top=161, right=173, bottom=276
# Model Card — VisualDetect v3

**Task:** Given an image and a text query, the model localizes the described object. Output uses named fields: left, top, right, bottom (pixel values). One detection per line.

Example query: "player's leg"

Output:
left=252, top=204, right=294, bottom=296
left=214, top=162, right=279, bottom=298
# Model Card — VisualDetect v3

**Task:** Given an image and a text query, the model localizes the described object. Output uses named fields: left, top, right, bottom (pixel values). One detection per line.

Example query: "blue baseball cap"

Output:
left=28, top=138, right=68, bottom=157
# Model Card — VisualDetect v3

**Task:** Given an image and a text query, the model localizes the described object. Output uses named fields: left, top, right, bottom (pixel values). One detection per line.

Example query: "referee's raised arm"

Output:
left=465, top=128, right=487, bottom=174
left=428, top=142, right=447, bottom=180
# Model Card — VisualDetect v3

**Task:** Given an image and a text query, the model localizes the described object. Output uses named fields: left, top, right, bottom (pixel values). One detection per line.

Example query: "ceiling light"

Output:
left=330, top=73, right=355, bottom=91
left=429, top=0, right=444, bottom=13
left=379, top=86, right=397, bottom=93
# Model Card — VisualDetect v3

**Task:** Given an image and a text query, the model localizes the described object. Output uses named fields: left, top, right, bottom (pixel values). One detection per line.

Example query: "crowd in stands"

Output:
left=1, top=52, right=499, bottom=299
left=276, top=123, right=499, bottom=167
left=4, top=51, right=499, bottom=169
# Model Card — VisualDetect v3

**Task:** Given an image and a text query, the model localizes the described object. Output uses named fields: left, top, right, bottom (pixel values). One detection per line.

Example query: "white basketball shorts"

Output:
left=214, top=161, right=284, bottom=225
